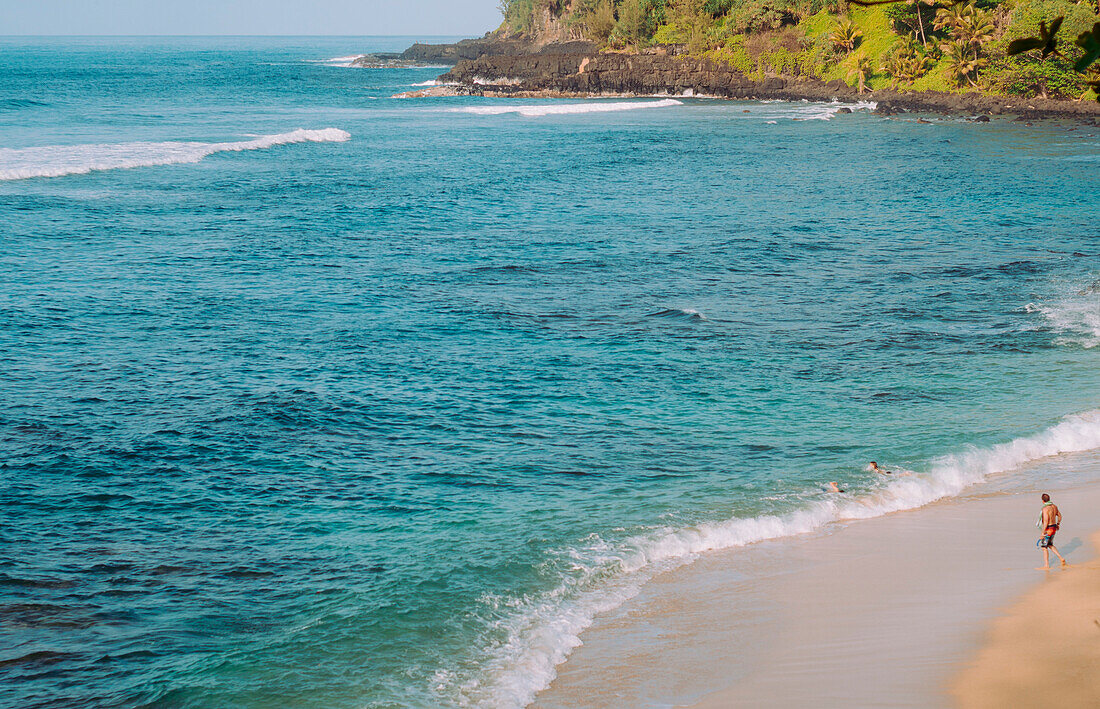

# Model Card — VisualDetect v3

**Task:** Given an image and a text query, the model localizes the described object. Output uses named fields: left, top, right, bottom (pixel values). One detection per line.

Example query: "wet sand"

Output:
left=953, top=530, right=1100, bottom=708
left=532, top=483, right=1100, bottom=708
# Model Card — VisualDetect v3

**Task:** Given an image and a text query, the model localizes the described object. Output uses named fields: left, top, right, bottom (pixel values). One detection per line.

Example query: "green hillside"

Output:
left=497, top=0, right=1100, bottom=100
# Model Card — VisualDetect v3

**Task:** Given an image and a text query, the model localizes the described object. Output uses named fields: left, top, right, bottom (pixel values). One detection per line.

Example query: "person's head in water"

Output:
left=1042, top=493, right=1051, bottom=503
left=828, top=481, right=844, bottom=493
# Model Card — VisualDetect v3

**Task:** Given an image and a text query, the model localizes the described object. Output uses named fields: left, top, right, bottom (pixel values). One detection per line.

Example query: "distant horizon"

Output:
left=0, top=34, right=472, bottom=38
left=0, top=0, right=500, bottom=36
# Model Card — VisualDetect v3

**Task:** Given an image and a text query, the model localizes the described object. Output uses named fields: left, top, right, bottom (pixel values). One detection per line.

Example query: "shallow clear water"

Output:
left=2, top=36, right=1100, bottom=709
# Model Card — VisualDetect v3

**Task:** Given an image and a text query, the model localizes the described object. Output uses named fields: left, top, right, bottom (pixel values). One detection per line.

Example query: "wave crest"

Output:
left=445, top=409, right=1100, bottom=708
left=450, top=99, right=683, bottom=117
left=648, top=308, right=708, bottom=321
left=0, top=128, right=351, bottom=181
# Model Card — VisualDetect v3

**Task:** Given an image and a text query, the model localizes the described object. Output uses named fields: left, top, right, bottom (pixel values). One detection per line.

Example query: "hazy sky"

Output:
left=1, top=0, right=502, bottom=36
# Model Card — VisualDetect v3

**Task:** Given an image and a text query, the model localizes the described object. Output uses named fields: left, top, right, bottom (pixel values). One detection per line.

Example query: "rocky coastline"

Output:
left=396, top=40, right=1100, bottom=122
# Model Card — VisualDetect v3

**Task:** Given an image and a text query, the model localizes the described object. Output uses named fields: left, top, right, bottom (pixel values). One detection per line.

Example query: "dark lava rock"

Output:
left=427, top=42, right=1100, bottom=121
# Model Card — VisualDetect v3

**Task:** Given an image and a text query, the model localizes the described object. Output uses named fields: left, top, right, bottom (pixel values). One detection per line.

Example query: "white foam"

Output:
left=308, top=54, right=367, bottom=67
left=0, top=128, right=351, bottom=181
left=753, top=99, right=876, bottom=121
left=449, top=408, right=1100, bottom=708
left=450, top=99, right=683, bottom=118
left=1025, top=282, right=1100, bottom=348
left=801, top=99, right=877, bottom=121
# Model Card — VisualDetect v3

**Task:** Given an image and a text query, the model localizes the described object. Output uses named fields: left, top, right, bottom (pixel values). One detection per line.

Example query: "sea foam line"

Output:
left=0, top=128, right=351, bottom=181
left=450, top=408, right=1100, bottom=708
left=450, top=98, right=683, bottom=118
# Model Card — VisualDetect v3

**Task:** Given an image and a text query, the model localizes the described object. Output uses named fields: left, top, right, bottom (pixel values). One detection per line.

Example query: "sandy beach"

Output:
left=953, top=530, right=1100, bottom=708
left=532, top=480, right=1100, bottom=708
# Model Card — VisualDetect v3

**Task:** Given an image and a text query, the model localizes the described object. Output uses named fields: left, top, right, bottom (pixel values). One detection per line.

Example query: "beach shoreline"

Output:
left=952, top=531, right=1100, bottom=708
left=531, top=478, right=1100, bottom=708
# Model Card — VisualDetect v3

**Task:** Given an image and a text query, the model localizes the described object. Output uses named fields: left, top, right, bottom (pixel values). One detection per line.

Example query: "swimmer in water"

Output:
left=869, top=461, right=910, bottom=476
left=828, top=481, right=844, bottom=493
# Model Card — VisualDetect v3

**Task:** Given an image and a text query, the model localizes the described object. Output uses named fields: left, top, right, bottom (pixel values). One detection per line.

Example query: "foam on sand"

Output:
left=441, top=409, right=1100, bottom=708
left=450, top=99, right=683, bottom=117
left=0, top=128, right=351, bottom=181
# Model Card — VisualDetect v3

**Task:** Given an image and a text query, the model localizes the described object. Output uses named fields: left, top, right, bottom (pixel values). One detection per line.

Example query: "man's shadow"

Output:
left=1061, top=537, right=1084, bottom=556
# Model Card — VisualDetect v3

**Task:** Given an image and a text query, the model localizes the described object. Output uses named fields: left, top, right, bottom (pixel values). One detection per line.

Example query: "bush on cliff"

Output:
left=726, top=0, right=800, bottom=33
left=583, top=0, right=619, bottom=41
left=612, top=0, right=668, bottom=43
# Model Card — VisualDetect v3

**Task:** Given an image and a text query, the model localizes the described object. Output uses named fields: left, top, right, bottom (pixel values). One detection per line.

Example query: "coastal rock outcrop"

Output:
left=433, top=47, right=1100, bottom=120
left=440, top=51, right=861, bottom=103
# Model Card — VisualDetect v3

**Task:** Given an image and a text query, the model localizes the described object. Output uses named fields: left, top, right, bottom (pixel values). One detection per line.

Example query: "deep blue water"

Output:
left=2, top=36, right=1100, bottom=709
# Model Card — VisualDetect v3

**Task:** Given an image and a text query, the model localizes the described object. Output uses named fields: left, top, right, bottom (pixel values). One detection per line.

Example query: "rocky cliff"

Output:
left=437, top=48, right=1100, bottom=120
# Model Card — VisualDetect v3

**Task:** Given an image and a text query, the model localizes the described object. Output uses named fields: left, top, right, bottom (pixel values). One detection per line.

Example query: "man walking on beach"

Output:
left=1036, top=493, right=1067, bottom=570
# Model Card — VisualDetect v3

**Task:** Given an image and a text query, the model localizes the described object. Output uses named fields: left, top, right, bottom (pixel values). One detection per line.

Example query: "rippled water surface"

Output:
left=3, top=36, right=1100, bottom=709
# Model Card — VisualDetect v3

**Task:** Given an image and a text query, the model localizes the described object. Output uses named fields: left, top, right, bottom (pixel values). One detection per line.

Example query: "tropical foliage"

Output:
left=883, top=38, right=935, bottom=83
left=848, top=52, right=875, bottom=90
left=831, top=18, right=863, bottom=51
left=496, top=0, right=1100, bottom=99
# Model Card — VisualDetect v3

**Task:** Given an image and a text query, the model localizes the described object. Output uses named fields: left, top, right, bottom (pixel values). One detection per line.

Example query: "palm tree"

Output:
left=883, top=39, right=933, bottom=85
left=933, top=3, right=968, bottom=35
left=831, top=19, right=863, bottom=52
left=934, top=2, right=994, bottom=76
left=941, top=38, right=987, bottom=86
left=848, top=53, right=874, bottom=93
left=958, top=9, right=994, bottom=60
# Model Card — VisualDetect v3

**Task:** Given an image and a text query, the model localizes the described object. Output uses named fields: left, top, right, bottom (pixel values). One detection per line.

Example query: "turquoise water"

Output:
left=3, top=36, right=1100, bottom=709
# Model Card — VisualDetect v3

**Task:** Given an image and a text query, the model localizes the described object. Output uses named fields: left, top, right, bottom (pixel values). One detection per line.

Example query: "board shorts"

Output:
left=1038, top=524, right=1059, bottom=548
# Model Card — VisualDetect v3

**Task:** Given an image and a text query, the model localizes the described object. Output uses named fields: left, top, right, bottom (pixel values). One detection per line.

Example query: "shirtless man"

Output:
left=1036, top=493, right=1067, bottom=570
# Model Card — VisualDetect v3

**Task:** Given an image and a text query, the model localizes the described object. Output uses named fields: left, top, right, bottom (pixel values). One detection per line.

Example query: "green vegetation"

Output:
left=497, top=0, right=1100, bottom=99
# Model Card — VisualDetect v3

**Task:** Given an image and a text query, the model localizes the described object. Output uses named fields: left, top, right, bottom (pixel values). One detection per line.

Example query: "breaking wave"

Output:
left=648, top=307, right=708, bottom=321
left=757, top=98, right=877, bottom=120
left=1025, top=280, right=1100, bottom=348
left=307, top=54, right=366, bottom=67
left=445, top=408, right=1100, bottom=708
left=450, top=99, right=683, bottom=117
left=0, top=128, right=351, bottom=181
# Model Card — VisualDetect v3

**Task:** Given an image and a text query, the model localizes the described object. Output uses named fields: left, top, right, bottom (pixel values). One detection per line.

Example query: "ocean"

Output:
left=2, top=36, right=1099, bottom=709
